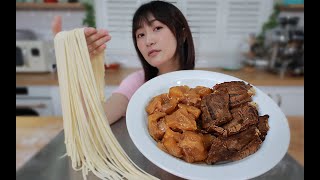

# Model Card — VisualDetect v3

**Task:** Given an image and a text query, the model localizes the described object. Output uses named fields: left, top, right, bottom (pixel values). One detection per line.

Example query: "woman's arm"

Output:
left=104, top=93, right=129, bottom=125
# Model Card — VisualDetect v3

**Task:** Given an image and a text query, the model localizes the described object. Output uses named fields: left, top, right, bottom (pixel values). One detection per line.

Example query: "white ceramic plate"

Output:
left=126, top=70, right=290, bottom=180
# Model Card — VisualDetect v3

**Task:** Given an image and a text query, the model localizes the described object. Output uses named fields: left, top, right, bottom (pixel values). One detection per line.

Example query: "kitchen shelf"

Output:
left=16, top=2, right=84, bottom=10
left=278, top=4, right=304, bottom=12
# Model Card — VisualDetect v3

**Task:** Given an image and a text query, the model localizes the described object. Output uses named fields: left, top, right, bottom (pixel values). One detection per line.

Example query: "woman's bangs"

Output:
left=133, top=12, right=153, bottom=33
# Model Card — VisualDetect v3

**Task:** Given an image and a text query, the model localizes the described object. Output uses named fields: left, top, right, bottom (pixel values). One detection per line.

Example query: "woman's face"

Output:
left=135, top=16, right=178, bottom=72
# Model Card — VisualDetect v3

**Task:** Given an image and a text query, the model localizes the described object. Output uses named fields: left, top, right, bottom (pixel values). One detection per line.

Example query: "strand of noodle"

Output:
left=66, top=32, right=122, bottom=179
left=71, top=31, right=125, bottom=177
left=73, top=30, right=147, bottom=177
left=54, top=28, right=159, bottom=180
left=73, top=29, right=146, bottom=179
left=55, top=35, right=81, bottom=169
left=68, top=33, right=115, bottom=178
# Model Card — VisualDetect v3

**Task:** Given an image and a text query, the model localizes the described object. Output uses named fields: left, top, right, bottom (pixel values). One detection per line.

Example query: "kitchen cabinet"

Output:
left=16, top=86, right=55, bottom=116
left=257, top=86, right=304, bottom=116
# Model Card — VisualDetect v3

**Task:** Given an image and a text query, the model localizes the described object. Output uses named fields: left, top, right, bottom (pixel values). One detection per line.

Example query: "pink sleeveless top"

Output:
left=112, top=70, right=145, bottom=100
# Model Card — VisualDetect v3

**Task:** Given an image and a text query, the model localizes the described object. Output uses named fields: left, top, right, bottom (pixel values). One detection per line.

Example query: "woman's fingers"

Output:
left=84, top=27, right=111, bottom=57
left=84, top=27, right=97, bottom=38
left=87, top=34, right=111, bottom=52
left=90, top=44, right=107, bottom=58
left=86, top=29, right=109, bottom=46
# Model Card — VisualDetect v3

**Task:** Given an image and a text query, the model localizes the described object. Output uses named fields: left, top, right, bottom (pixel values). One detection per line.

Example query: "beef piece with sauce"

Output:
left=220, top=102, right=259, bottom=136
left=213, top=81, right=255, bottom=108
left=206, top=125, right=262, bottom=164
left=200, top=88, right=233, bottom=132
left=257, top=115, right=270, bottom=141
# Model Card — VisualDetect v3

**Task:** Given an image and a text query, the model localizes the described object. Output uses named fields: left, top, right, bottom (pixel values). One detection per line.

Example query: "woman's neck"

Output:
left=157, top=56, right=180, bottom=75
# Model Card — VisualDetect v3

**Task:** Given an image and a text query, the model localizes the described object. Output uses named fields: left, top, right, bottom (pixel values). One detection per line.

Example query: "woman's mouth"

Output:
left=148, top=50, right=161, bottom=57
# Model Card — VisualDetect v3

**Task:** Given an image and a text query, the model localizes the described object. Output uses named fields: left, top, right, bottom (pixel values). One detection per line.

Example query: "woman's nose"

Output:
left=146, top=34, right=156, bottom=47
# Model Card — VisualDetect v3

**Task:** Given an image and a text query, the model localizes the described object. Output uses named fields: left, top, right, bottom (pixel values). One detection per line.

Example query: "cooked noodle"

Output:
left=54, top=28, right=158, bottom=180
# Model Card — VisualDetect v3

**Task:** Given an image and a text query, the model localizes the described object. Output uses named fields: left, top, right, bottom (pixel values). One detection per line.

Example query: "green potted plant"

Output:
left=256, top=3, right=281, bottom=46
left=82, top=1, right=96, bottom=28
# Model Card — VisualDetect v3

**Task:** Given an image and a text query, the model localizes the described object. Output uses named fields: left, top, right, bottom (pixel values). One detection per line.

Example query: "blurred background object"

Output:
left=82, top=1, right=95, bottom=27
left=16, top=0, right=304, bottom=72
left=244, top=2, right=304, bottom=77
left=283, top=0, right=304, bottom=5
left=265, top=16, right=304, bottom=77
left=44, top=0, right=58, bottom=3
left=16, top=29, right=37, bottom=40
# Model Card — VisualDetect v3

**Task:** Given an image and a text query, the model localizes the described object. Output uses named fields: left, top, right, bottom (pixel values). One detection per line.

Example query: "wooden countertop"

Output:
left=16, top=67, right=304, bottom=87
left=16, top=116, right=63, bottom=170
left=16, top=116, right=304, bottom=171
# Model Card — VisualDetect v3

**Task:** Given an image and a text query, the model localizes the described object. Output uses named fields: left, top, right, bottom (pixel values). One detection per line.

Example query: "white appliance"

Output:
left=16, top=86, right=55, bottom=116
left=16, top=40, right=55, bottom=73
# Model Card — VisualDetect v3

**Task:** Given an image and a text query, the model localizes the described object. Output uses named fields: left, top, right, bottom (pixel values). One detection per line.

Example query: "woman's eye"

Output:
left=154, top=26, right=163, bottom=31
left=136, top=33, right=144, bottom=39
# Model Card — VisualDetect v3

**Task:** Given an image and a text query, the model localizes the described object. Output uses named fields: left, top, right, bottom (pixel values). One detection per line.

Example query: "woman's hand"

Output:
left=51, top=15, right=111, bottom=58
left=84, top=27, right=111, bottom=57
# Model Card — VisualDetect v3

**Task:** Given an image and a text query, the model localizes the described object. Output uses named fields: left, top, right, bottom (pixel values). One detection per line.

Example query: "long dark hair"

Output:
left=132, top=1, right=195, bottom=81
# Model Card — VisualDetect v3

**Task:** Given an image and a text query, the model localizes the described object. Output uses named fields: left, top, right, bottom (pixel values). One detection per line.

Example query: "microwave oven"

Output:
left=16, top=40, right=55, bottom=73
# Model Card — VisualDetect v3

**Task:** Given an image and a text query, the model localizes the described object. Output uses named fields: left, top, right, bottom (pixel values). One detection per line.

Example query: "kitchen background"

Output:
left=17, top=0, right=304, bottom=68
left=16, top=0, right=304, bottom=117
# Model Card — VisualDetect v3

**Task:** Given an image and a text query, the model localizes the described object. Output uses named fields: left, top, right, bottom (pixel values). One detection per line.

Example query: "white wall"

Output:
left=16, top=10, right=85, bottom=41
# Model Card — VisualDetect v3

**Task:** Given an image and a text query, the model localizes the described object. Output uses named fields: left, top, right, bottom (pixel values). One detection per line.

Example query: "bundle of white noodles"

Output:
left=54, top=28, right=158, bottom=180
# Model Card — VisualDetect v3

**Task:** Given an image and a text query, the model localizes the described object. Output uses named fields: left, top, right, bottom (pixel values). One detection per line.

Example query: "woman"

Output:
left=52, top=1, right=195, bottom=124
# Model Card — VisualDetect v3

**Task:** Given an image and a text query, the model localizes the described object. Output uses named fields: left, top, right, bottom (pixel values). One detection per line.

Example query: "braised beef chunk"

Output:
left=257, top=115, right=270, bottom=141
left=200, top=89, right=232, bottom=131
left=223, top=126, right=261, bottom=151
left=201, top=102, right=259, bottom=137
left=222, top=102, right=259, bottom=136
left=205, top=137, right=237, bottom=164
left=200, top=81, right=269, bottom=164
left=231, top=136, right=262, bottom=161
left=213, top=81, right=255, bottom=108
left=204, top=124, right=227, bottom=136
left=206, top=126, right=262, bottom=164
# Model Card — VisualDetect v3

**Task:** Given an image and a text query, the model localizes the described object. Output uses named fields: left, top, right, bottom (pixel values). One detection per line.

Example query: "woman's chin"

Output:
left=148, top=59, right=165, bottom=68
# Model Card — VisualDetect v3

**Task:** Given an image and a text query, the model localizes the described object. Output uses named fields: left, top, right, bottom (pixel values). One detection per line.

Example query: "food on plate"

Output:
left=145, top=81, right=270, bottom=164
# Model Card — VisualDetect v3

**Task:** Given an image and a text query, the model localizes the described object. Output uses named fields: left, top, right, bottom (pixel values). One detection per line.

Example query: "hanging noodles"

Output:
left=54, top=28, right=158, bottom=180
